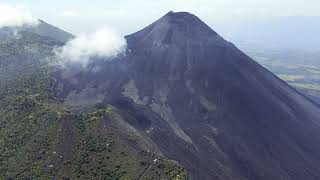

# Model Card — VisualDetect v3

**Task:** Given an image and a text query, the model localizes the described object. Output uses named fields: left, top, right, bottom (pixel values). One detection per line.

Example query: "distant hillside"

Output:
left=0, top=20, right=74, bottom=43
left=220, top=16, right=320, bottom=51
left=216, top=16, right=320, bottom=104
left=28, top=20, right=75, bottom=42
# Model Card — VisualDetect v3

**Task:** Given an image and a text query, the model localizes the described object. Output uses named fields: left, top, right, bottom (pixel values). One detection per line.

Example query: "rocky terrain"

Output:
left=54, top=12, right=320, bottom=180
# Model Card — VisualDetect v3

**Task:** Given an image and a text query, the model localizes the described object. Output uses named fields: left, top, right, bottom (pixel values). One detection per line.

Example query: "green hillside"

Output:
left=0, top=29, right=187, bottom=180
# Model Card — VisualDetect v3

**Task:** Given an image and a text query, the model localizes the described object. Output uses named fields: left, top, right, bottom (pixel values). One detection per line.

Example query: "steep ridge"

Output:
left=55, top=11, right=320, bottom=180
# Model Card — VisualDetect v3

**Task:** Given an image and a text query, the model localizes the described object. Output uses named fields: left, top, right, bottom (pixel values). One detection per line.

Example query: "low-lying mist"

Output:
left=55, top=28, right=127, bottom=67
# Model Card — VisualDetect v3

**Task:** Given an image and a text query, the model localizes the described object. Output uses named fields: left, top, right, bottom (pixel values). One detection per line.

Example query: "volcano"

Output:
left=53, top=11, right=320, bottom=179
left=2, top=11, right=320, bottom=180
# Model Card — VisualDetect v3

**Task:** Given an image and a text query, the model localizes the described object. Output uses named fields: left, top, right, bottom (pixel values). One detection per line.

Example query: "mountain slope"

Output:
left=0, top=20, right=73, bottom=43
left=55, top=12, right=320, bottom=180
left=27, top=20, right=74, bottom=42
left=0, top=21, right=187, bottom=180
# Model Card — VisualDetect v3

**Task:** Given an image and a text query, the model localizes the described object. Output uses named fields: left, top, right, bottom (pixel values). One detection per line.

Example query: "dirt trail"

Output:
left=136, top=143, right=159, bottom=180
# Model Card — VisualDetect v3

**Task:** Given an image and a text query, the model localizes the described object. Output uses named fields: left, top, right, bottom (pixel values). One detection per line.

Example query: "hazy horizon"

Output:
left=1, top=1, right=320, bottom=51
left=1, top=0, right=320, bottom=35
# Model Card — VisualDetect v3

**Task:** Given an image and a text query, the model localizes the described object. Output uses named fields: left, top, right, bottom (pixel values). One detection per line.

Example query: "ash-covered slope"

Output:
left=55, top=12, right=320, bottom=180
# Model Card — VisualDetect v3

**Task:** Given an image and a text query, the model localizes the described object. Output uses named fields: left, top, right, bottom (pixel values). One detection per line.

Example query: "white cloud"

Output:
left=55, top=27, right=127, bottom=66
left=0, top=4, right=38, bottom=28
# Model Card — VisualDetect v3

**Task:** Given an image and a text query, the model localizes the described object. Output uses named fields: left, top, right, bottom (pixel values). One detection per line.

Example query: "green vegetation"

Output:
left=66, top=107, right=187, bottom=180
left=141, top=159, right=188, bottom=180
left=250, top=53, right=320, bottom=103
left=0, top=32, right=188, bottom=179
left=0, top=62, right=68, bottom=178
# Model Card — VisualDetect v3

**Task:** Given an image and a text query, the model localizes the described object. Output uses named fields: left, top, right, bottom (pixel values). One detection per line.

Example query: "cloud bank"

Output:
left=0, top=4, right=38, bottom=28
left=55, top=28, right=127, bottom=66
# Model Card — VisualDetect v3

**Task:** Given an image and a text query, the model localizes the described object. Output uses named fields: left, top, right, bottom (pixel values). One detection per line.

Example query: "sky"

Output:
left=1, top=0, right=320, bottom=36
